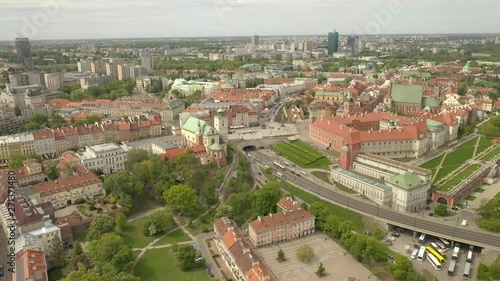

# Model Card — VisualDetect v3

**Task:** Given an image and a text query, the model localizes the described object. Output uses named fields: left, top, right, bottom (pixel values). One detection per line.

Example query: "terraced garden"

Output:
left=437, top=164, right=482, bottom=192
left=480, top=145, right=500, bottom=161
left=420, top=154, right=444, bottom=170
left=475, top=136, right=493, bottom=156
left=273, top=140, right=331, bottom=169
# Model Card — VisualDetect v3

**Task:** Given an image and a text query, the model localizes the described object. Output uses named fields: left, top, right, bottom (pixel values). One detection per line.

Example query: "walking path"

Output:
left=128, top=206, right=165, bottom=222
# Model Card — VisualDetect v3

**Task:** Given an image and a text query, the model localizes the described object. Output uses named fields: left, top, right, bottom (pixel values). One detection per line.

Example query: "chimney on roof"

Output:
left=258, top=216, right=261, bottom=222
left=270, top=213, right=273, bottom=217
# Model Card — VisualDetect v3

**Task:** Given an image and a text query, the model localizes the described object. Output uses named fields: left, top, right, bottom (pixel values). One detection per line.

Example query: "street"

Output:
left=0, top=226, right=11, bottom=281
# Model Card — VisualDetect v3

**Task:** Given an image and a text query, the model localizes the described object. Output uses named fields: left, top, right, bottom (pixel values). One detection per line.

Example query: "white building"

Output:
left=15, top=217, right=62, bottom=256
left=77, top=143, right=127, bottom=174
left=43, top=73, right=63, bottom=91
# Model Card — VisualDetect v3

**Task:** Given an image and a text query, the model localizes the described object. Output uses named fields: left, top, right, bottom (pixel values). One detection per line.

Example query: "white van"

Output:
left=462, top=220, right=467, bottom=226
left=411, top=249, right=418, bottom=260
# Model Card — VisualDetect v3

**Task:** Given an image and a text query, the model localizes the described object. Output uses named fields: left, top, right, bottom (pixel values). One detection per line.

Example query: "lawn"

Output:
left=272, top=141, right=331, bottom=169
left=432, top=137, right=479, bottom=184
left=311, top=171, right=331, bottom=184
left=438, top=164, right=481, bottom=192
left=475, top=136, right=493, bottom=157
left=135, top=248, right=209, bottom=281
left=153, top=228, right=191, bottom=246
left=420, top=154, right=444, bottom=169
left=433, top=164, right=461, bottom=184
left=465, top=195, right=477, bottom=201
left=119, top=211, right=173, bottom=249
left=475, top=187, right=486, bottom=193
left=480, top=145, right=500, bottom=161
left=129, top=197, right=161, bottom=217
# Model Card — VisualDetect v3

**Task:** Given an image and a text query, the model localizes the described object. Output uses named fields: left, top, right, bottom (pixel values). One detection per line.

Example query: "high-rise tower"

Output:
left=15, top=38, right=33, bottom=71
left=327, top=31, right=339, bottom=56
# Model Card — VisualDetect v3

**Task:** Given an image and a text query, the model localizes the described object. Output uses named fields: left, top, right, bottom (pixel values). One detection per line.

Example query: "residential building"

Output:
left=14, top=250, right=48, bottom=281
left=74, top=143, right=127, bottom=174
left=117, top=64, right=131, bottom=80
left=15, top=217, right=61, bottom=257
left=77, top=60, right=92, bottom=72
left=141, top=52, right=154, bottom=70
left=0, top=159, right=45, bottom=187
left=31, top=172, right=104, bottom=208
left=123, top=135, right=186, bottom=154
left=33, top=129, right=57, bottom=159
left=248, top=197, right=315, bottom=247
left=213, top=217, right=276, bottom=281
left=106, top=63, right=118, bottom=78
left=15, top=38, right=33, bottom=71
left=328, top=31, right=339, bottom=56
left=8, top=74, right=29, bottom=87
left=43, top=73, right=63, bottom=91
left=27, top=71, right=45, bottom=86
left=90, top=61, right=106, bottom=74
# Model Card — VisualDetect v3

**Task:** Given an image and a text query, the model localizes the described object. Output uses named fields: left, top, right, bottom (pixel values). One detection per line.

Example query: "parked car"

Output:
left=413, top=244, right=420, bottom=249
left=385, top=240, right=393, bottom=246
left=389, top=236, right=396, bottom=241
left=396, top=228, right=405, bottom=233
left=425, top=206, right=431, bottom=210
left=391, top=232, right=400, bottom=238
left=428, top=213, right=434, bottom=216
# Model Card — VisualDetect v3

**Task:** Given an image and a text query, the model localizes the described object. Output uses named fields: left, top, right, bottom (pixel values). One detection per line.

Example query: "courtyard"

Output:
left=255, top=233, right=378, bottom=281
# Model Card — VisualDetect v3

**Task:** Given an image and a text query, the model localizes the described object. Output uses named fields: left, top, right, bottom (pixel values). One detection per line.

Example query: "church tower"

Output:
left=343, top=92, right=355, bottom=114
left=214, top=108, right=229, bottom=136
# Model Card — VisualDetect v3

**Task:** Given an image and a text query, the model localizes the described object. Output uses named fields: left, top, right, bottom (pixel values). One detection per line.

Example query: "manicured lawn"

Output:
left=475, top=136, right=493, bottom=157
left=475, top=187, right=485, bottom=193
left=420, top=154, right=444, bottom=169
left=465, top=195, right=476, bottom=201
left=433, top=164, right=461, bottom=184
left=311, top=171, right=331, bottom=184
left=432, top=137, right=479, bottom=184
left=438, top=164, right=481, bottom=192
left=272, top=141, right=331, bottom=169
left=482, top=192, right=500, bottom=211
left=153, top=228, right=191, bottom=246
left=119, top=211, right=170, bottom=249
left=135, top=248, right=209, bottom=281
left=480, top=145, right=500, bottom=161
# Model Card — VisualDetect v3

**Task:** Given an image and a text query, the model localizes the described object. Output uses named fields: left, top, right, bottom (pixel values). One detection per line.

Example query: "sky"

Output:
left=1, top=0, right=499, bottom=41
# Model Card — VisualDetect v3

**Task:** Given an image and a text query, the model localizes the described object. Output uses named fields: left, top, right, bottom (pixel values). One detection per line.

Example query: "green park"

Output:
left=272, top=140, right=332, bottom=169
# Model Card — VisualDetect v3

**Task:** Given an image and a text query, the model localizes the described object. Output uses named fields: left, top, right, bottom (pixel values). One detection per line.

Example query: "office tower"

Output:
left=27, top=71, right=45, bottom=86
left=347, top=36, right=360, bottom=56
left=77, top=60, right=92, bottom=72
left=327, top=31, right=339, bottom=56
left=251, top=34, right=260, bottom=46
left=8, top=74, right=29, bottom=87
left=141, top=52, right=154, bottom=70
left=15, top=38, right=34, bottom=71
left=304, top=41, right=313, bottom=52
left=44, top=73, right=63, bottom=91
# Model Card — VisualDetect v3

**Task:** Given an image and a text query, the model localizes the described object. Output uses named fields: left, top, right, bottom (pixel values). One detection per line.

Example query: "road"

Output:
left=0, top=226, right=11, bottom=281
left=252, top=151, right=500, bottom=251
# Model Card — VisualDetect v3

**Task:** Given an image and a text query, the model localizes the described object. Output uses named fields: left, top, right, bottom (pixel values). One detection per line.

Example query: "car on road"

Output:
left=385, top=239, right=393, bottom=246
left=428, top=213, right=434, bottom=216
left=391, top=232, right=400, bottom=238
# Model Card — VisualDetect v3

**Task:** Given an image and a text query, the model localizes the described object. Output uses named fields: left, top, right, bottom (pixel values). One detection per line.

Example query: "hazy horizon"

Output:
left=1, top=0, right=499, bottom=41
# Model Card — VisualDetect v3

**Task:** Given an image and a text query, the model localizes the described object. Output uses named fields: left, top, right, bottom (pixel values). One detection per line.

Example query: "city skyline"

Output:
left=1, top=0, right=499, bottom=41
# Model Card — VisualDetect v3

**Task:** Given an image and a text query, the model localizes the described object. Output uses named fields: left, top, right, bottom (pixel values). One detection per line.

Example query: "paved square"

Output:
left=255, top=233, right=379, bottom=281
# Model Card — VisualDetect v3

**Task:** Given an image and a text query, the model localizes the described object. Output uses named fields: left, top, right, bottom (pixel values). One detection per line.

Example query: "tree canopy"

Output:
left=86, top=215, right=116, bottom=241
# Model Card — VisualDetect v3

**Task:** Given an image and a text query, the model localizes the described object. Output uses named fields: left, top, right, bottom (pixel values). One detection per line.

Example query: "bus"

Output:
left=410, top=249, right=418, bottom=260
left=438, top=237, right=451, bottom=249
left=448, top=260, right=456, bottom=276
left=463, top=262, right=472, bottom=280
left=426, top=254, right=442, bottom=270
left=417, top=246, right=426, bottom=262
left=430, top=242, right=447, bottom=258
left=435, top=240, right=447, bottom=251
left=426, top=246, right=445, bottom=264
left=452, top=245, right=460, bottom=260
left=466, top=249, right=473, bottom=263
left=418, top=233, right=426, bottom=244
left=273, top=162, right=285, bottom=171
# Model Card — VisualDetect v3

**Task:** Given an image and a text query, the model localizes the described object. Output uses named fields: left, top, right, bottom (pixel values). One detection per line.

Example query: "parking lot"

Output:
left=255, top=233, right=378, bottom=281
left=387, top=227, right=499, bottom=280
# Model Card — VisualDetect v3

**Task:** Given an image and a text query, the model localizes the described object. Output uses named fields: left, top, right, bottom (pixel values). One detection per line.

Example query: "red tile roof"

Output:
left=16, top=250, right=48, bottom=281
left=31, top=173, right=101, bottom=195
left=249, top=209, right=314, bottom=231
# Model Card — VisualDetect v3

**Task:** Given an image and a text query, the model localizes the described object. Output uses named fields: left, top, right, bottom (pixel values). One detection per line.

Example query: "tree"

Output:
left=143, top=210, right=174, bottom=236
left=214, top=204, right=234, bottom=219
left=46, top=162, right=60, bottom=180
left=277, top=249, right=285, bottom=262
left=434, top=204, right=450, bottom=217
left=74, top=241, right=83, bottom=255
left=114, top=212, right=127, bottom=232
left=14, top=106, right=22, bottom=117
left=48, top=235, right=67, bottom=269
left=296, top=244, right=314, bottom=263
left=176, top=244, right=197, bottom=271
left=67, top=253, right=93, bottom=272
left=316, top=263, right=326, bottom=277
left=458, top=82, right=468, bottom=96
left=31, top=113, right=49, bottom=124
left=50, top=114, right=68, bottom=128
left=61, top=264, right=102, bottom=281
left=87, top=214, right=115, bottom=241
left=163, top=184, right=199, bottom=216
left=124, top=149, right=150, bottom=170
left=8, top=152, right=26, bottom=168
left=250, top=185, right=281, bottom=216
left=89, top=233, right=134, bottom=273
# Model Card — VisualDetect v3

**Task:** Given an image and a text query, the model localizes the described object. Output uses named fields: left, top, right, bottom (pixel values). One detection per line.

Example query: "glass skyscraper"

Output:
left=15, top=38, right=33, bottom=71
left=328, top=31, right=339, bottom=56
